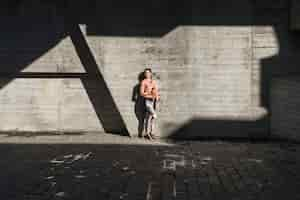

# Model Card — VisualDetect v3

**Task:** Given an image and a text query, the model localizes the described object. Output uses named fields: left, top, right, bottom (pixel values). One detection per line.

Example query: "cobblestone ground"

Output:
left=0, top=133, right=300, bottom=200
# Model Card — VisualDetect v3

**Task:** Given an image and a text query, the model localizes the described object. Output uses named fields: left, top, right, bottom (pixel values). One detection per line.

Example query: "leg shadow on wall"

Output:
left=132, top=72, right=146, bottom=137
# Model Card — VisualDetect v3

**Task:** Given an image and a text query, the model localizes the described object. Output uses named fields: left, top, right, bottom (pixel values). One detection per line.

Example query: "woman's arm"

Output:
left=152, top=81, right=160, bottom=100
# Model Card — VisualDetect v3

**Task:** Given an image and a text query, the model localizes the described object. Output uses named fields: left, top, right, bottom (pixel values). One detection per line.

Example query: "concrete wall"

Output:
left=271, top=77, right=300, bottom=140
left=0, top=0, right=299, bottom=139
left=291, top=0, right=300, bottom=30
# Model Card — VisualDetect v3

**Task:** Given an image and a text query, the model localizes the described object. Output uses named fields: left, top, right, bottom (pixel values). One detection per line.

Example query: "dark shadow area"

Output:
left=85, top=0, right=253, bottom=37
left=132, top=72, right=146, bottom=137
left=63, top=3, right=129, bottom=135
left=0, top=142, right=299, bottom=199
left=86, top=0, right=179, bottom=37
left=166, top=117, right=270, bottom=140
left=255, top=1, right=300, bottom=142
left=255, top=1, right=300, bottom=108
left=0, top=0, right=299, bottom=139
left=0, top=1, right=66, bottom=87
left=0, top=131, right=85, bottom=137
left=166, top=135, right=300, bottom=145
left=0, top=0, right=129, bottom=136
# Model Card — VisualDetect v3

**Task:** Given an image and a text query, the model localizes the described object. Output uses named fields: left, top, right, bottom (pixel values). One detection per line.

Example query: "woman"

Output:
left=140, top=68, right=160, bottom=140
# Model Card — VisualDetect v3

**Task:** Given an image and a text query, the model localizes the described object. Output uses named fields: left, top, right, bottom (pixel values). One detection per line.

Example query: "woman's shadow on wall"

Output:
left=132, top=72, right=146, bottom=137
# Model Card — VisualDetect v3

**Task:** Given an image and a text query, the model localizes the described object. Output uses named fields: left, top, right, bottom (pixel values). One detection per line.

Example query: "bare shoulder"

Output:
left=152, top=80, right=159, bottom=88
left=152, top=80, right=158, bottom=85
left=141, top=79, right=147, bottom=85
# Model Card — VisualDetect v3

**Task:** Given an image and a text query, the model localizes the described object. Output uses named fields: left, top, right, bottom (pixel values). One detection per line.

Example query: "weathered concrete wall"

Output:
left=0, top=0, right=299, bottom=139
left=271, top=77, right=300, bottom=140
left=253, top=1, right=300, bottom=141
left=291, top=0, right=300, bottom=30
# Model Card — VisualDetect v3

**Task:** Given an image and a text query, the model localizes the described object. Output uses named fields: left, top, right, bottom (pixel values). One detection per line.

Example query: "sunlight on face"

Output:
left=144, top=70, right=152, bottom=79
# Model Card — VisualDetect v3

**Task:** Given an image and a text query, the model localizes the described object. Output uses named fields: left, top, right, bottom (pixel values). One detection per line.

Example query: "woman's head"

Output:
left=144, top=68, right=152, bottom=79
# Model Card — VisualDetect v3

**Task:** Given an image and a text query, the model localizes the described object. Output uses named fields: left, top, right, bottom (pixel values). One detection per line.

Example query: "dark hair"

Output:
left=144, top=68, right=152, bottom=73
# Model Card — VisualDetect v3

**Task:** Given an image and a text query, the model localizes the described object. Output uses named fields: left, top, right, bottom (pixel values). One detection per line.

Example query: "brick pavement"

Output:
left=0, top=133, right=299, bottom=199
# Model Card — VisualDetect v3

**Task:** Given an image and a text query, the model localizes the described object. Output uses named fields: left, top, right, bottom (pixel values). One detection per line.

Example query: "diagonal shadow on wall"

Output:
left=0, top=1, right=129, bottom=136
left=82, top=0, right=300, bottom=139
left=1, top=0, right=300, bottom=139
left=61, top=1, right=129, bottom=135
left=66, top=23, right=129, bottom=135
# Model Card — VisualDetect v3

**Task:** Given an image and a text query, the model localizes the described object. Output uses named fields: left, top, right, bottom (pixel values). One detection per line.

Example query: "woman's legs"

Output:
left=143, top=99, right=157, bottom=139
left=144, top=114, right=157, bottom=139
left=145, top=99, right=157, bottom=118
left=142, top=111, right=153, bottom=139
left=143, top=99, right=156, bottom=139
left=150, top=117, right=156, bottom=137
left=144, top=112, right=149, bottom=134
